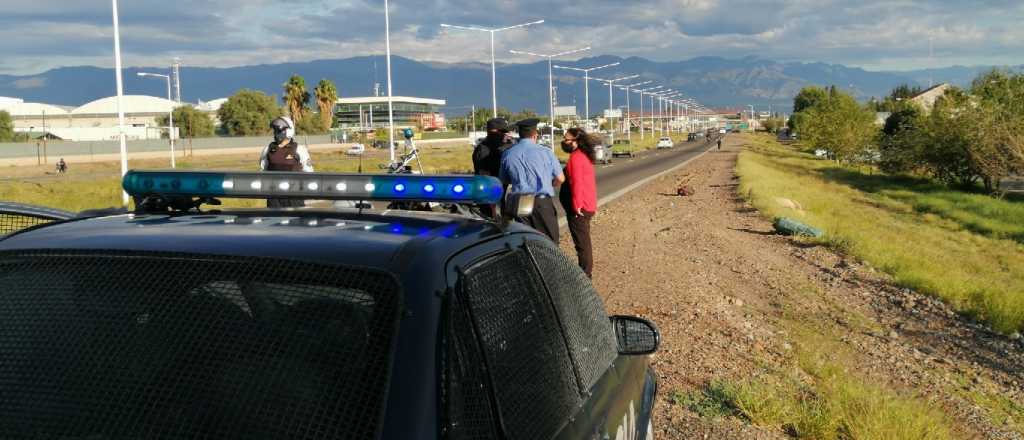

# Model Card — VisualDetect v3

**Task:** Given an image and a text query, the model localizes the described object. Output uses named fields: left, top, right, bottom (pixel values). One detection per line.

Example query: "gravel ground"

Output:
left=560, top=136, right=1024, bottom=439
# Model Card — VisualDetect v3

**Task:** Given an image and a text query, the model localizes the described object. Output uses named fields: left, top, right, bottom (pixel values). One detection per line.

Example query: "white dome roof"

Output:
left=0, top=102, right=70, bottom=117
left=72, top=95, right=178, bottom=115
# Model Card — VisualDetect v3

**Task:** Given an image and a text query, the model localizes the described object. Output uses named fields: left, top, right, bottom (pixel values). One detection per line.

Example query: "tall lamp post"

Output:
left=383, top=0, right=398, bottom=161
left=590, top=75, right=638, bottom=145
left=634, top=85, right=663, bottom=140
left=553, top=62, right=619, bottom=123
left=441, top=20, right=544, bottom=118
left=510, top=46, right=590, bottom=149
left=137, top=72, right=176, bottom=168
left=111, top=0, right=129, bottom=205
left=617, top=80, right=651, bottom=143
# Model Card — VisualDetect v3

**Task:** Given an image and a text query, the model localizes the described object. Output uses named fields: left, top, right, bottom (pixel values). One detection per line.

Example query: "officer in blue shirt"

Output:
left=500, top=118, right=565, bottom=242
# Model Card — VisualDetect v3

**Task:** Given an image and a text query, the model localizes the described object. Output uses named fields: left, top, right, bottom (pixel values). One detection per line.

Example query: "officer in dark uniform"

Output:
left=260, top=116, right=314, bottom=208
left=472, top=117, right=512, bottom=177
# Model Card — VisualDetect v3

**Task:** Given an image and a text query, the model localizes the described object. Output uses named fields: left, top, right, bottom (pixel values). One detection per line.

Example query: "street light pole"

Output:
left=591, top=75, right=637, bottom=145
left=553, top=62, right=620, bottom=123
left=111, top=0, right=129, bottom=206
left=385, top=0, right=397, bottom=161
left=617, top=81, right=651, bottom=143
left=441, top=20, right=544, bottom=118
left=510, top=46, right=590, bottom=150
left=634, top=85, right=663, bottom=141
left=138, top=72, right=176, bottom=168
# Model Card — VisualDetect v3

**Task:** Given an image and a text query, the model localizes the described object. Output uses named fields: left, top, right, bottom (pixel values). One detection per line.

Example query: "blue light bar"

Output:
left=123, top=170, right=503, bottom=205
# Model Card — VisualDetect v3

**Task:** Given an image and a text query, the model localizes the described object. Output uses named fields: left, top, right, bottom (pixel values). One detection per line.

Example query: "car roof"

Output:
left=0, top=208, right=524, bottom=271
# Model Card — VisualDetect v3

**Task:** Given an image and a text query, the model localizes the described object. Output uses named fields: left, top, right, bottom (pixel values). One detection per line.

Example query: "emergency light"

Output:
left=123, top=170, right=503, bottom=205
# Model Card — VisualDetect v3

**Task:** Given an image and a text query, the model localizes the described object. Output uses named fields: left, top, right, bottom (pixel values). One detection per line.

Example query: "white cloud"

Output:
left=0, top=0, right=1021, bottom=75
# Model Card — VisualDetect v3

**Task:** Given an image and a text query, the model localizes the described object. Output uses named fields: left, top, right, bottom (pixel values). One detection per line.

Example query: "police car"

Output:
left=0, top=170, right=660, bottom=440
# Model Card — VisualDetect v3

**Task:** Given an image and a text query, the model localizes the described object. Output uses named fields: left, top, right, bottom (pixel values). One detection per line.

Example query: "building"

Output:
left=909, top=83, right=951, bottom=112
left=0, top=95, right=181, bottom=141
left=334, top=96, right=446, bottom=132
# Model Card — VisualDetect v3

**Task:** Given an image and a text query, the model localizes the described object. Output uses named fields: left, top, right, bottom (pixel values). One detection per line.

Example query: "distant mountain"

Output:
left=1, top=55, right=1016, bottom=115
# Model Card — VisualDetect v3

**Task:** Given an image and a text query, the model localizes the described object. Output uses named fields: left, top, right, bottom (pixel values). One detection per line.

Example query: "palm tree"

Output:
left=314, top=79, right=339, bottom=131
left=283, top=75, right=310, bottom=122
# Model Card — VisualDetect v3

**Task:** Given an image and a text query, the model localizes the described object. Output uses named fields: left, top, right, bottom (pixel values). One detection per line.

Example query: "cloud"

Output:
left=1, top=0, right=1022, bottom=75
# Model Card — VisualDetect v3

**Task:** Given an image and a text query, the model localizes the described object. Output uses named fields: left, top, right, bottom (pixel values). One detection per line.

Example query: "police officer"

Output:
left=260, top=116, right=314, bottom=208
left=472, top=117, right=512, bottom=177
left=499, top=118, right=565, bottom=242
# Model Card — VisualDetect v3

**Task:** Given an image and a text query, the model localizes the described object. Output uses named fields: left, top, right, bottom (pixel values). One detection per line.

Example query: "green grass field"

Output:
left=736, top=134, right=1024, bottom=334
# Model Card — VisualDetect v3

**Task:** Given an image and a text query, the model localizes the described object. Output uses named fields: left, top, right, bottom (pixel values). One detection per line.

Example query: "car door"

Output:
left=0, top=202, right=74, bottom=237
left=442, top=236, right=655, bottom=440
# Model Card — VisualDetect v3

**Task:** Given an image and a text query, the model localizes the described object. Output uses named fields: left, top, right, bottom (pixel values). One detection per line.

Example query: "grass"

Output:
left=676, top=325, right=959, bottom=440
left=0, top=146, right=476, bottom=212
left=735, top=134, right=1024, bottom=334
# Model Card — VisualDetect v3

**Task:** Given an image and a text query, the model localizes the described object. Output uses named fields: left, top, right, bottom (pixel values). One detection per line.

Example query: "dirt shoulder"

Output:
left=561, top=135, right=1023, bottom=439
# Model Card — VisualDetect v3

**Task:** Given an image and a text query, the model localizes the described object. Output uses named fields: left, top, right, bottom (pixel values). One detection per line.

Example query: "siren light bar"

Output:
left=122, top=170, right=503, bottom=204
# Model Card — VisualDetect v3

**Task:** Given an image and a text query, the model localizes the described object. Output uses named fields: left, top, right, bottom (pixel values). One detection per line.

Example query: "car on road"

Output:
left=594, top=142, right=613, bottom=164
left=345, top=143, right=366, bottom=156
left=656, top=137, right=674, bottom=149
left=0, top=171, right=661, bottom=440
left=611, top=139, right=635, bottom=158
left=719, top=128, right=727, bottom=134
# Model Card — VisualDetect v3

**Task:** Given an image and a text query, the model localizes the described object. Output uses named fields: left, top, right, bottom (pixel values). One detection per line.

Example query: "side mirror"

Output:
left=503, top=193, right=535, bottom=219
left=610, top=315, right=660, bottom=355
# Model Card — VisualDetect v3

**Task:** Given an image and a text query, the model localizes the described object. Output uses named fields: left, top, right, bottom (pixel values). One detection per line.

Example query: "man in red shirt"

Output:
left=558, top=128, right=598, bottom=277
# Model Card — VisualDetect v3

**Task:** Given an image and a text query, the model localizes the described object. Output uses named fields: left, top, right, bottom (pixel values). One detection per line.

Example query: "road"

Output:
left=594, top=139, right=714, bottom=200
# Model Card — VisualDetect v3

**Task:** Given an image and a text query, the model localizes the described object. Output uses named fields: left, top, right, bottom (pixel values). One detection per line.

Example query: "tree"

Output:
left=0, top=110, right=13, bottom=142
left=296, top=112, right=328, bottom=135
left=789, top=86, right=829, bottom=132
left=313, top=79, right=338, bottom=132
left=799, top=86, right=878, bottom=163
left=156, top=106, right=215, bottom=138
left=878, top=102, right=927, bottom=174
left=217, top=89, right=283, bottom=136
left=283, top=75, right=310, bottom=123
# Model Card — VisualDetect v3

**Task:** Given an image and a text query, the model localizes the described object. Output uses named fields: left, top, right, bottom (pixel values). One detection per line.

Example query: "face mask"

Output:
left=274, top=131, right=289, bottom=144
left=561, top=140, right=575, bottom=153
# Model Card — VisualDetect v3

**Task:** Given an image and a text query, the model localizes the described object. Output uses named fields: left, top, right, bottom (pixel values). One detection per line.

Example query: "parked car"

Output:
left=656, top=137, right=674, bottom=149
left=346, top=143, right=366, bottom=156
left=0, top=171, right=661, bottom=440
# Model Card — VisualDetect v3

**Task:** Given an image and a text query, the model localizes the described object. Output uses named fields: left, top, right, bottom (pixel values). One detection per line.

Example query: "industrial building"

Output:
left=334, top=96, right=446, bottom=132
left=0, top=95, right=181, bottom=141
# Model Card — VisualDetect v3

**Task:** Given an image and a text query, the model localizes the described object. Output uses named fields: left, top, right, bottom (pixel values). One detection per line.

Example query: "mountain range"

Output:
left=1, top=55, right=1018, bottom=115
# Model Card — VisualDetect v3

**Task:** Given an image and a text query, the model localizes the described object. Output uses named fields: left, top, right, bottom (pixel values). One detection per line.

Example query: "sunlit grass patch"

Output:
left=735, top=134, right=1024, bottom=334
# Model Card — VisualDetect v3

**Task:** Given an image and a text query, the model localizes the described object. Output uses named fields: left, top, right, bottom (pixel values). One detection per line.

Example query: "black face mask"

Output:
left=273, top=130, right=289, bottom=144
left=561, top=140, right=575, bottom=153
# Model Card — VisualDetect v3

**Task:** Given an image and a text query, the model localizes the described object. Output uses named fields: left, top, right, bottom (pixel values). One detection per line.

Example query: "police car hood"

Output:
left=0, top=210, right=508, bottom=269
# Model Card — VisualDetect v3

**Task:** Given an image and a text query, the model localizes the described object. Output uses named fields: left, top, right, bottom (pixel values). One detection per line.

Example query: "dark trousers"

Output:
left=520, top=196, right=559, bottom=243
left=566, top=210, right=594, bottom=277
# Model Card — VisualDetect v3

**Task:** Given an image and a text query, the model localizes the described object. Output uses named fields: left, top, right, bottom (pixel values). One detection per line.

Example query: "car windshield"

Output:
left=0, top=250, right=401, bottom=440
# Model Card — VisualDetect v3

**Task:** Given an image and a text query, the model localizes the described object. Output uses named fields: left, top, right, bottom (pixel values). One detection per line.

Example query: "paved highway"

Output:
left=591, top=138, right=716, bottom=204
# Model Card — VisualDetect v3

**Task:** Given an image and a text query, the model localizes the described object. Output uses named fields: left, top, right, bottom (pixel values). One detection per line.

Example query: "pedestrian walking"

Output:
left=559, top=128, right=598, bottom=278
left=56, top=158, right=67, bottom=174
left=499, top=118, right=565, bottom=242
left=717, top=137, right=722, bottom=150
left=259, top=116, right=314, bottom=208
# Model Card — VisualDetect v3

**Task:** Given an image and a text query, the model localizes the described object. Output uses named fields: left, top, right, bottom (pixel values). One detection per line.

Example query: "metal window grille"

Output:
left=442, top=291, right=500, bottom=439
left=0, top=202, right=74, bottom=237
left=0, top=213, right=50, bottom=236
left=460, top=249, right=580, bottom=440
left=0, top=250, right=401, bottom=440
left=526, top=240, right=618, bottom=394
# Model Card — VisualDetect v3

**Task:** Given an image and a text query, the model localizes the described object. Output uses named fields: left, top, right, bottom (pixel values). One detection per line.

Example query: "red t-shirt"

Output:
left=565, top=149, right=597, bottom=213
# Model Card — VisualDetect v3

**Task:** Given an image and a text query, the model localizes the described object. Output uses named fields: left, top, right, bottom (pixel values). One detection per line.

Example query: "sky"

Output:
left=0, top=0, right=1021, bottom=76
